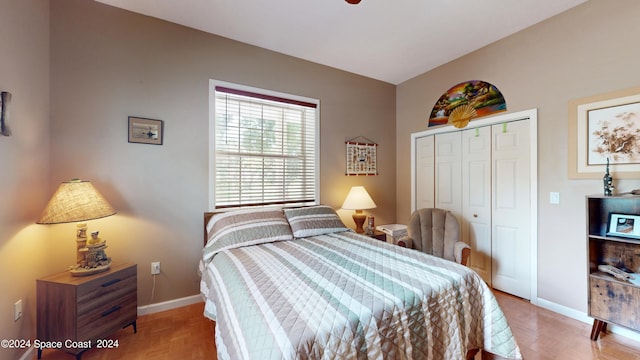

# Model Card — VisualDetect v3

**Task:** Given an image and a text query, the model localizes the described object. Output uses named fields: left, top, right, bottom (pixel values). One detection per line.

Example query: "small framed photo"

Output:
left=128, top=116, right=163, bottom=145
left=607, top=213, right=640, bottom=239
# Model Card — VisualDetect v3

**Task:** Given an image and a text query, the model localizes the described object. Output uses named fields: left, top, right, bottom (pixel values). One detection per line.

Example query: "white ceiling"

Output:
left=96, top=0, right=587, bottom=85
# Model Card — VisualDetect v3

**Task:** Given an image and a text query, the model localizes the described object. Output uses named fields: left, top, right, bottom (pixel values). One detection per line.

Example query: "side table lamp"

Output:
left=341, top=186, right=377, bottom=234
left=37, top=179, right=116, bottom=276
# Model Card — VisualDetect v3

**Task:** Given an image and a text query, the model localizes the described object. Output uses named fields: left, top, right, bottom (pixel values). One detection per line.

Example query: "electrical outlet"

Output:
left=151, top=262, right=161, bottom=275
left=14, top=299, right=22, bottom=321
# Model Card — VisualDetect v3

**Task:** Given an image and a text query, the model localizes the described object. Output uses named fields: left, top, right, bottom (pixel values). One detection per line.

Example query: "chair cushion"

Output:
left=407, top=208, right=460, bottom=262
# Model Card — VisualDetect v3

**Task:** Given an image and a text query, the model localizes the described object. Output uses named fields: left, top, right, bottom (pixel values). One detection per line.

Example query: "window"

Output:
left=210, top=80, right=319, bottom=210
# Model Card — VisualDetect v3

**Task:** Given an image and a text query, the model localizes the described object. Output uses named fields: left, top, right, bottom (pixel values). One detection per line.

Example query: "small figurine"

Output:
left=88, top=231, right=100, bottom=245
left=603, top=158, right=614, bottom=196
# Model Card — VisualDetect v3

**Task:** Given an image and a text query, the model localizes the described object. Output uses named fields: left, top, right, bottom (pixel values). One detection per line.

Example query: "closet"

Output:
left=410, top=109, right=537, bottom=300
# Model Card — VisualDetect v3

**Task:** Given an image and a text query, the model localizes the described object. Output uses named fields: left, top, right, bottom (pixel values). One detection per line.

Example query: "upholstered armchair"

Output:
left=397, top=208, right=471, bottom=266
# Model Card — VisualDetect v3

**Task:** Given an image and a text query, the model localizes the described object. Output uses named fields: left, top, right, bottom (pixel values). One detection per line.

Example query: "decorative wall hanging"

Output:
left=568, top=86, right=640, bottom=179
left=345, top=136, right=377, bottom=176
left=128, top=116, right=164, bottom=145
left=1, top=91, right=12, bottom=136
left=428, top=80, right=506, bottom=128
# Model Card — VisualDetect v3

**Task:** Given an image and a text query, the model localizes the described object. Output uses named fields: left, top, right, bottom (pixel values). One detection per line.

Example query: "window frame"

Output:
left=209, top=79, right=320, bottom=211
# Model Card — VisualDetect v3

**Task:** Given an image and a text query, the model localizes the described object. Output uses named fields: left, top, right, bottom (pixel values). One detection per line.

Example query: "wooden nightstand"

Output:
left=36, top=263, right=137, bottom=359
left=367, top=230, right=387, bottom=241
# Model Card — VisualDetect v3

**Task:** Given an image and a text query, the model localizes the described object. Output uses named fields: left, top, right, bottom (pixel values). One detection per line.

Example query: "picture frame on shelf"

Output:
left=128, top=116, right=163, bottom=145
left=568, top=86, right=640, bottom=179
left=607, top=213, right=640, bottom=239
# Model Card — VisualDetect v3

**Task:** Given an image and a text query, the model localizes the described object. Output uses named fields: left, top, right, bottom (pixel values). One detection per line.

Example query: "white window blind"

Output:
left=212, top=84, right=319, bottom=209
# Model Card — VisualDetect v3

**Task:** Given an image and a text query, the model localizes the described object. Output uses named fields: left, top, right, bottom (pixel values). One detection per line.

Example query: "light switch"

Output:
left=549, top=192, right=560, bottom=204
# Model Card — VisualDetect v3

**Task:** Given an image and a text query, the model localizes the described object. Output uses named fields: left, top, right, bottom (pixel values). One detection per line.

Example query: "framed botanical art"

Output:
left=128, top=116, right=164, bottom=145
left=568, top=86, right=640, bottom=179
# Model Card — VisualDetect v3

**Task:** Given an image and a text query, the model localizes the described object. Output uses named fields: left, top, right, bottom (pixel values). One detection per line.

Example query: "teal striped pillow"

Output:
left=284, top=205, right=349, bottom=238
left=203, top=209, right=293, bottom=262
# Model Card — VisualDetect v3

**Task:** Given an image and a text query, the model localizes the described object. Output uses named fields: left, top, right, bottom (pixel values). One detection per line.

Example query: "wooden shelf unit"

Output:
left=36, top=263, right=137, bottom=359
left=587, top=195, right=640, bottom=340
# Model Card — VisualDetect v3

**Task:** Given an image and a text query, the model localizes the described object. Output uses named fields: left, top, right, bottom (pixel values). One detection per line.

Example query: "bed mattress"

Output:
left=200, top=229, right=521, bottom=360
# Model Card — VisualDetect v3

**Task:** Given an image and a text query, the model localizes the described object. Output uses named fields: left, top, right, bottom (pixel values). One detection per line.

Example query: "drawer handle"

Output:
left=101, top=278, right=122, bottom=287
left=101, top=306, right=121, bottom=317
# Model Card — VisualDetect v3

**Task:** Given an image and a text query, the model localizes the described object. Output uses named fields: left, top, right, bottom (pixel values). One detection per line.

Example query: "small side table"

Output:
left=366, top=230, right=387, bottom=241
left=375, top=224, right=409, bottom=247
left=36, top=263, right=137, bottom=359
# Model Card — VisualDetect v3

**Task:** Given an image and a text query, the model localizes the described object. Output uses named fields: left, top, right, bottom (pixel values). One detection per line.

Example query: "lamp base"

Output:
left=69, top=259, right=111, bottom=276
left=352, top=210, right=366, bottom=234
left=73, top=226, right=111, bottom=276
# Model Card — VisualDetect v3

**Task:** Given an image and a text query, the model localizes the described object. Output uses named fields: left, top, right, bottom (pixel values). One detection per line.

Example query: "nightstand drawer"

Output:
left=77, top=291, right=137, bottom=341
left=76, top=265, right=137, bottom=341
left=77, top=267, right=136, bottom=315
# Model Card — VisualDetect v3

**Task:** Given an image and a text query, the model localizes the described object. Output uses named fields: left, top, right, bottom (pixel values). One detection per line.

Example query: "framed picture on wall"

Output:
left=607, top=213, right=640, bottom=239
left=128, top=116, right=164, bottom=145
left=569, top=86, right=640, bottom=179
left=345, top=137, right=378, bottom=176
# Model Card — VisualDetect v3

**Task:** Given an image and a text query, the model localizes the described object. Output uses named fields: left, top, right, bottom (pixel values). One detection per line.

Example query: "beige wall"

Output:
left=47, top=0, right=396, bottom=314
left=0, top=1, right=51, bottom=359
left=7, top=1, right=640, bottom=357
left=396, top=0, right=640, bottom=313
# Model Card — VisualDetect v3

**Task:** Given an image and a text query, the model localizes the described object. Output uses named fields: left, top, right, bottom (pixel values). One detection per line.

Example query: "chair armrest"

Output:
left=454, top=241, right=471, bottom=266
left=396, top=235, right=413, bottom=248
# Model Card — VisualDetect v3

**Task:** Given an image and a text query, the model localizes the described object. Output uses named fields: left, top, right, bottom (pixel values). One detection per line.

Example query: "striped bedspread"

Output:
left=200, top=231, right=522, bottom=359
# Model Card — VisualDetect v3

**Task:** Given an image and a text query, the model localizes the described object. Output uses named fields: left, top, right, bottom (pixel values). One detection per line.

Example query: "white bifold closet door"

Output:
left=413, top=119, right=531, bottom=299
left=462, top=126, right=492, bottom=286
left=489, top=120, right=530, bottom=299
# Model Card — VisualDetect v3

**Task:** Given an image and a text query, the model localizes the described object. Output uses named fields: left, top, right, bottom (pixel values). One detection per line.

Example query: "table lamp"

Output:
left=37, top=179, right=117, bottom=276
left=341, top=186, right=377, bottom=233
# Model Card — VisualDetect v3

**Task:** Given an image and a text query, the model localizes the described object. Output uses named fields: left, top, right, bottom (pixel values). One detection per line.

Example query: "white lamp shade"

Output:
left=341, top=186, right=377, bottom=210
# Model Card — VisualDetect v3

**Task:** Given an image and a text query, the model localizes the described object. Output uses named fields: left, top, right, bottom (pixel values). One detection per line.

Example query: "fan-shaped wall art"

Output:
left=428, top=80, right=506, bottom=128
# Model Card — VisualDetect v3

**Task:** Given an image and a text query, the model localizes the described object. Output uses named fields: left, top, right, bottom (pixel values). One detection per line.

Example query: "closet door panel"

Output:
left=462, top=127, right=492, bottom=284
left=435, top=132, right=462, bottom=217
left=491, top=120, right=531, bottom=299
left=493, top=224, right=519, bottom=279
left=415, top=135, right=435, bottom=210
left=494, top=159, right=518, bottom=209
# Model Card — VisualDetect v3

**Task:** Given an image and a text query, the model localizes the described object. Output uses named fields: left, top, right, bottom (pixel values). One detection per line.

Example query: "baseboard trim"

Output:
left=535, top=296, right=640, bottom=342
left=19, top=348, right=34, bottom=360
left=137, top=294, right=203, bottom=316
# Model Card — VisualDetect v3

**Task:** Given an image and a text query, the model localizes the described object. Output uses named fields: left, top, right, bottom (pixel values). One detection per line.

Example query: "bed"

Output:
left=199, top=205, right=522, bottom=360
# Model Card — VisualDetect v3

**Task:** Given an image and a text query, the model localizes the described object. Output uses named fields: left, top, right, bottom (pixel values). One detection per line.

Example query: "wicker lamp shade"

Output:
left=37, top=179, right=116, bottom=224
